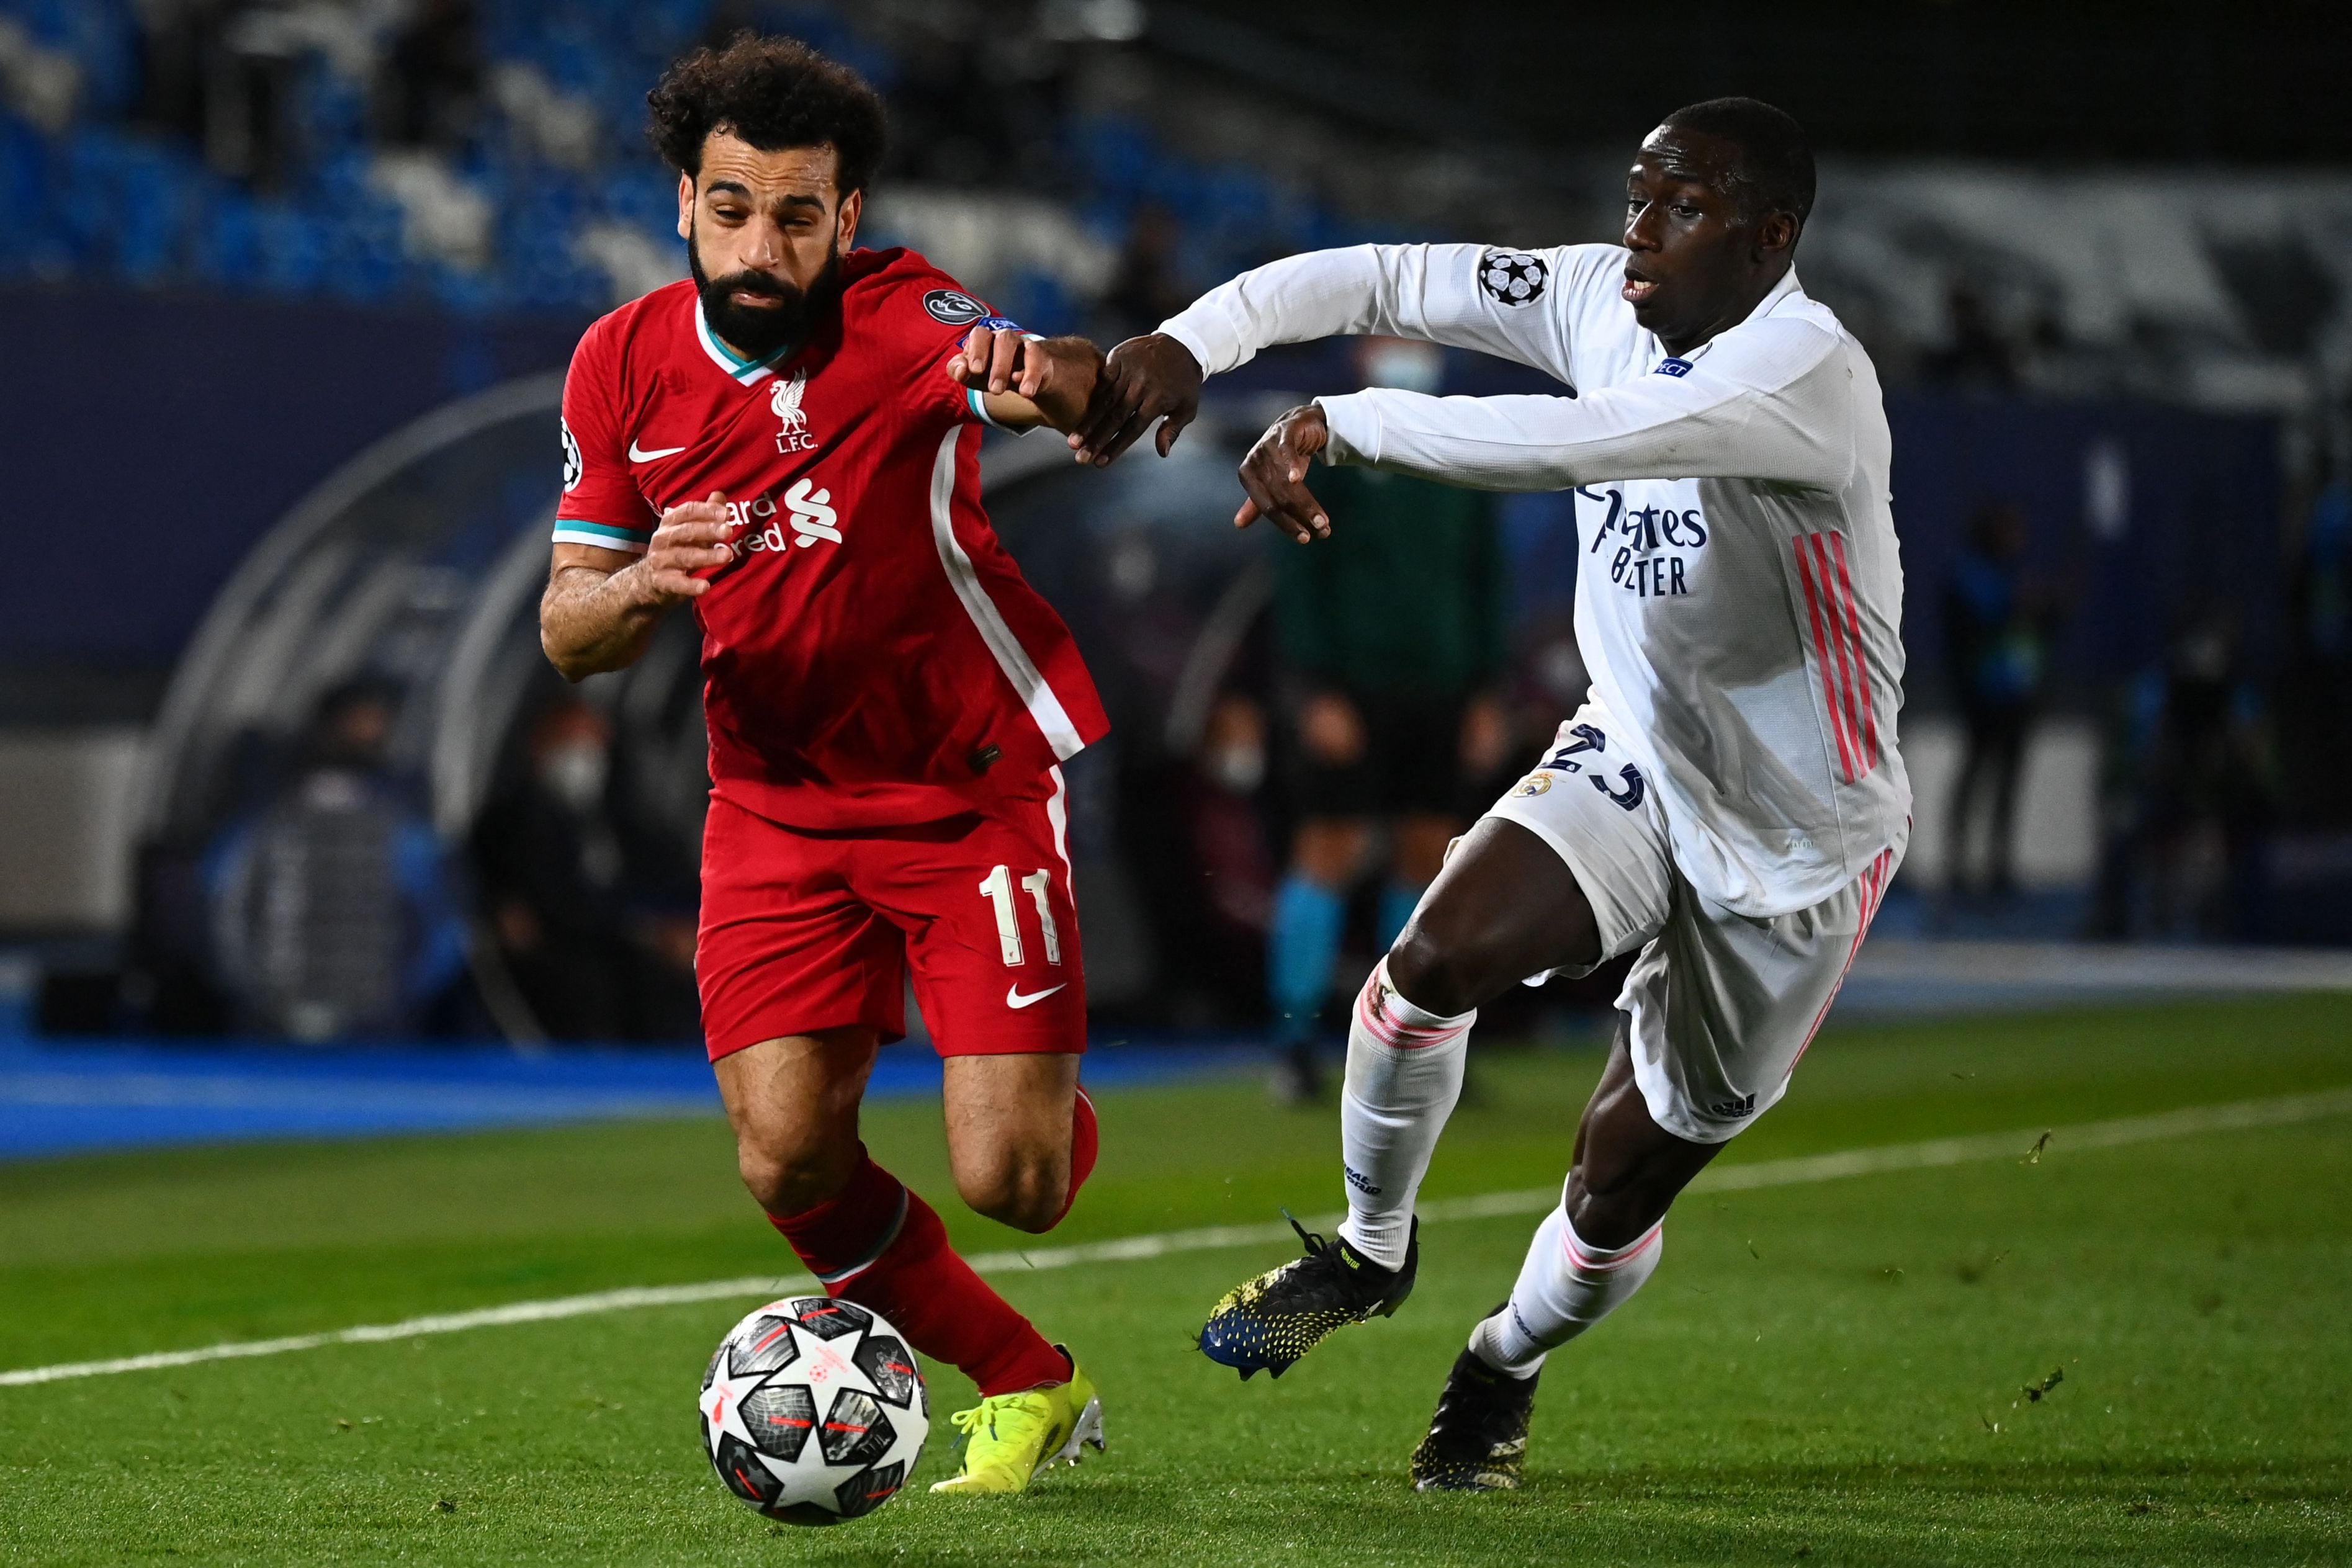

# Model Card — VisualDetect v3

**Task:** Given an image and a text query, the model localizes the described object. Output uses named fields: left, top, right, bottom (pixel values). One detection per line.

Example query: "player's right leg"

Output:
left=1417, top=836, right=1901, bottom=1491
left=1196, top=707, right=1667, bottom=1379
left=698, top=796, right=1081, bottom=1471
left=713, top=1034, right=1088, bottom=1458
left=1195, top=812, right=1604, bottom=1378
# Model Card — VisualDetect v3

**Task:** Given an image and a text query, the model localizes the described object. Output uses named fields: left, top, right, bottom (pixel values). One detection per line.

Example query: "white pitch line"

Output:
left=6, top=1085, right=2348, bottom=1390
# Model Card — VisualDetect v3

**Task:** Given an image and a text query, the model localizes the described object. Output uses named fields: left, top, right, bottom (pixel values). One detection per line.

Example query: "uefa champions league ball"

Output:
left=699, top=1296, right=929, bottom=1525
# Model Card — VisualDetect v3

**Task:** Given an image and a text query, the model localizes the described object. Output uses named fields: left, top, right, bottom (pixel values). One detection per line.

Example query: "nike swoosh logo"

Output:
left=627, top=439, right=686, bottom=462
left=1005, top=983, right=1067, bottom=1010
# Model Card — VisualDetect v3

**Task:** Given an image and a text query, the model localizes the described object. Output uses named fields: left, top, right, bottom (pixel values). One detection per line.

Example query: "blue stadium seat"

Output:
left=1, top=3, right=1343, bottom=313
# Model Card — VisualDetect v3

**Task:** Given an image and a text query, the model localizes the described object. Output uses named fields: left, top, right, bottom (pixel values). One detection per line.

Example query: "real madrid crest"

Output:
left=1510, top=771, right=1555, bottom=797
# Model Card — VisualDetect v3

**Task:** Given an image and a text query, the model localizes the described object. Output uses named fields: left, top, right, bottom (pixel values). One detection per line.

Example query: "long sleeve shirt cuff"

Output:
left=1314, top=392, right=1381, bottom=468
left=1156, top=310, right=1241, bottom=379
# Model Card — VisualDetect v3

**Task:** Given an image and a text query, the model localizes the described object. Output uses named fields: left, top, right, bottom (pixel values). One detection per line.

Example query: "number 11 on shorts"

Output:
left=978, top=864, right=1062, bottom=967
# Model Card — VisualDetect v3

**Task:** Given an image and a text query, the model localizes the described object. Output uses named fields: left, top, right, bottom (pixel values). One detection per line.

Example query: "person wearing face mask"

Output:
left=471, top=698, right=699, bottom=1041
left=1260, top=336, right=1512, bottom=1104
left=1174, top=692, right=1281, bottom=1022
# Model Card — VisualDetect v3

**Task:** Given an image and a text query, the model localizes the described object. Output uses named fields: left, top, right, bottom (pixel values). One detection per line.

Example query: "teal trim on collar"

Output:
left=695, top=300, right=795, bottom=381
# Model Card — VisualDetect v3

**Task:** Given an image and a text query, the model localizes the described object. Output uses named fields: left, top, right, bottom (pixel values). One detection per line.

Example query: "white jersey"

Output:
left=1160, top=243, right=1909, bottom=918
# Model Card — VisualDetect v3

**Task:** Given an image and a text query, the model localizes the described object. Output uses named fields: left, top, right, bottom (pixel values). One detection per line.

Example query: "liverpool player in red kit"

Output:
left=539, top=36, right=1110, bottom=1497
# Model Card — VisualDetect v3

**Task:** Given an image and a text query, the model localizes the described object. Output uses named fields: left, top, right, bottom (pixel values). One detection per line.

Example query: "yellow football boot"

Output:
left=928, top=1350, right=1104, bottom=1496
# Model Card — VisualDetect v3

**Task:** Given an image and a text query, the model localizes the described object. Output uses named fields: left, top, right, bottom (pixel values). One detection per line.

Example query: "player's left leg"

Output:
left=856, top=774, right=1108, bottom=1495
left=1415, top=844, right=1902, bottom=1492
left=1409, top=1019, right=1715, bottom=1491
left=941, top=1051, right=1096, bottom=1234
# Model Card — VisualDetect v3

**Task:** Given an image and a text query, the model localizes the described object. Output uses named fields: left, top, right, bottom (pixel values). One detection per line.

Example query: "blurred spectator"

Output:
left=1264, top=337, right=1510, bottom=1101
left=132, top=0, right=225, bottom=143
left=1942, top=500, right=2055, bottom=895
left=472, top=696, right=700, bottom=1041
left=204, top=679, right=471, bottom=1040
left=1923, top=279, right=2018, bottom=391
left=1172, top=691, right=1280, bottom=1020
left=381, top=0, right=480, bottom=150
left=1098, top=204, right=1190, bottom=343
left=2089, top=618, right=2278, bottom=940
left=2278, top=460, right=2352, bottom=823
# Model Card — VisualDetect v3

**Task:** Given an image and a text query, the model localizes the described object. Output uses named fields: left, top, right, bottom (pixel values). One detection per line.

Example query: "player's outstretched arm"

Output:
left=1072, top=244, right=1581, bottom=467
left=539, top=493, right=737, bottom=680
left=1313, top=322, right=1854, bottom=494
left=946, top=328, right=1105, bottom=437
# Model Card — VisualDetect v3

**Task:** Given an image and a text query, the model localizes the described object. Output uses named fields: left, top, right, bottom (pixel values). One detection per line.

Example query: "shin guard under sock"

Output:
left=1469, top=1207, right=1664, bottom=1377
left=1334, top=959, right=1472, bottom=1271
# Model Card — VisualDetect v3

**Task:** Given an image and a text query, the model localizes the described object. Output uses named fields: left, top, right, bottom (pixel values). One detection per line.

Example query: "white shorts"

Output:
left=1485, top=704, right=1901, bottom=1144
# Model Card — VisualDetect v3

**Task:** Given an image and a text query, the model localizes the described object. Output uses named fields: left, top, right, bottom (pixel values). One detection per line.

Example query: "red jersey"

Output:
left=555, top=249, right=1109, bottom=829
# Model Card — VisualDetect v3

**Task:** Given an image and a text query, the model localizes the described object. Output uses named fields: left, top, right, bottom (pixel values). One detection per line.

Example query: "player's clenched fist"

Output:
left=627, top=491, right=739, bottom=603
left=1236, top=404, right=1333, bottom=544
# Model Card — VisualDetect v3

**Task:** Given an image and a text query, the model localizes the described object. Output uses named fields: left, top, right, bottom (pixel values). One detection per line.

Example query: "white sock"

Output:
left=1468, top=1207, right=1664, bottom=1377
left=1333, top=959, right=1473, bottom=1271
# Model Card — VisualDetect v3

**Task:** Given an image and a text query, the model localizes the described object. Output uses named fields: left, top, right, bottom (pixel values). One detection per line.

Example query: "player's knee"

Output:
left=1563, top=1160, right=1680, bottom=1250
left=956, top=1151, right=1066, bottom=1234
left=1385, top=923, right=1487, bottom=1019
left=737, top=1132, right=852, bottom=1218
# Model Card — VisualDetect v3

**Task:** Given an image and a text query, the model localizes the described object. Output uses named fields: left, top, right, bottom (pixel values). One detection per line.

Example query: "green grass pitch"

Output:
left=4, top=996, right=2350, bottom=1565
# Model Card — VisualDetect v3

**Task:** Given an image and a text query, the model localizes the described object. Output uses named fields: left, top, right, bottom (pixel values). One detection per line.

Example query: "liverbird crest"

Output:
left=770, top=370, right=808, bottom=431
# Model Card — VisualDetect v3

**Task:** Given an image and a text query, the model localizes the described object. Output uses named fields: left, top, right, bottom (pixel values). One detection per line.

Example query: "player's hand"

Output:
left=626, top=491, right=737, bottom=603
left=1071, top=333, right=1203, bottom=466
left=1236, top=404, right=1331, bottom=544
left=950, top=323, right=1033, bottom=397
left=949, top=329, right=1105, bottom=431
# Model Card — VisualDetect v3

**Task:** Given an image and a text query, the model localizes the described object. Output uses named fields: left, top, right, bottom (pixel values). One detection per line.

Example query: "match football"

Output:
left=4, top=3, right=2348, bottom=1565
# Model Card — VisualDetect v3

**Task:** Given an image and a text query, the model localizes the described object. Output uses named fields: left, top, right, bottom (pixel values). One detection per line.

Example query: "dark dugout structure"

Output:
left=130, top=379, right=1272, bottom=1043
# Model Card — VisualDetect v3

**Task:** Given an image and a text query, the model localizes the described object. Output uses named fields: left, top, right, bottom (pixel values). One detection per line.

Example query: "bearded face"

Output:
left=689, top=215, right=843, bottom=361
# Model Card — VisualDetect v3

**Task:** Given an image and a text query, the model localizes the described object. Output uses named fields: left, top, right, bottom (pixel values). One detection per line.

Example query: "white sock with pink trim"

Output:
left=1333, top=959, right=1473, bottom=1271
left=1468, top=1207, right=1664, bottom=1377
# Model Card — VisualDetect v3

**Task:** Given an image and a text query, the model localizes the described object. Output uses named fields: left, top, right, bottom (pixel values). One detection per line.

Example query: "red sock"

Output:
left=766, top=1148, right=1068, bottom=1397
left=1053, top=1085, right=1099, bottom=1228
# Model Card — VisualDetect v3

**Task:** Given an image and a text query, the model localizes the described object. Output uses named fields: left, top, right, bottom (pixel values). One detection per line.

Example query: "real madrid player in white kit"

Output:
left=1067, top=97, right=1910, bottom=1489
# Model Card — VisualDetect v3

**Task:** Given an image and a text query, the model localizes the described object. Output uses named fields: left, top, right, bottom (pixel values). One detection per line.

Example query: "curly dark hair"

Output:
left=645, top=32, right=889, bottom=194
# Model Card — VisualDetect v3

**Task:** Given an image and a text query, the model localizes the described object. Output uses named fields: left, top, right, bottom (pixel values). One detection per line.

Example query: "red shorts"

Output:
left=697, top=776, right=1088, bottom=1062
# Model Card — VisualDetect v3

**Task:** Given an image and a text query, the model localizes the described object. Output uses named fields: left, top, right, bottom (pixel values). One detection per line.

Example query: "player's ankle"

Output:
left=1467, top=1310, right=1543, bottom=1379
left=1335, top=1214, right=1410, bottom=1274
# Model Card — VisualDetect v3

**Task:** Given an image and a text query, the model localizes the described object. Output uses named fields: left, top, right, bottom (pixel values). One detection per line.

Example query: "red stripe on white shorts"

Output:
left=1790, top=845, right=1896, bottom=1071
